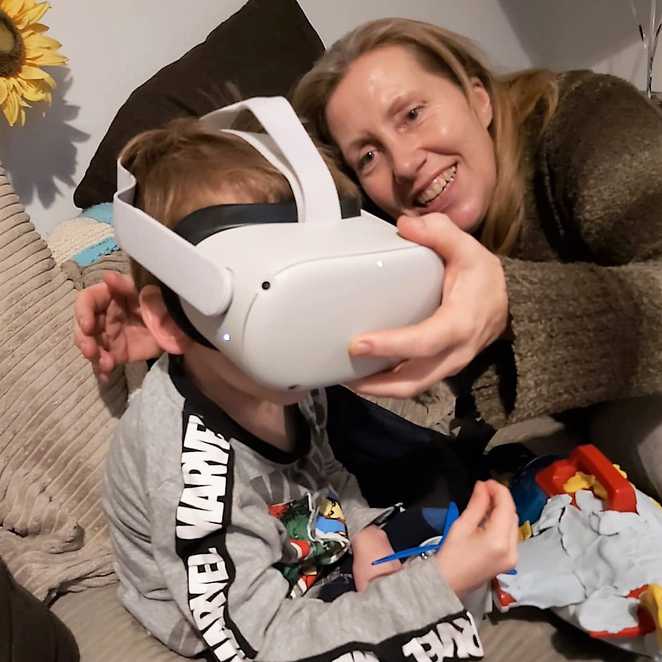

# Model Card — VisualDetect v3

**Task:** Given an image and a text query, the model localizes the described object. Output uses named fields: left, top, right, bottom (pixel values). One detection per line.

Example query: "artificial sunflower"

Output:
left=0, top=0, right=66, bottom=127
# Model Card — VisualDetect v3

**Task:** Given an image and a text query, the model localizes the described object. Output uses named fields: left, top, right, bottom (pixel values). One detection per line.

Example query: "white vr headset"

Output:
left=113, top=96, right=443, bottom=392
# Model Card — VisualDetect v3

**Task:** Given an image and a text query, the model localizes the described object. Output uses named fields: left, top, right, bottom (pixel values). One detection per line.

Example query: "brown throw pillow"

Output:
left=73, top=0, right=324, bottom=209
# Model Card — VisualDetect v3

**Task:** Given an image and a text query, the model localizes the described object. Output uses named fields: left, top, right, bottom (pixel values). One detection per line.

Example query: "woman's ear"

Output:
left=139, top=285, right=191, bottom=355
left=470, top=79, right=493, bottom=129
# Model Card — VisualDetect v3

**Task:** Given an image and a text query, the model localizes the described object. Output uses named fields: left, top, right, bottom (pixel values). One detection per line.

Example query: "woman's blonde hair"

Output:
left=293, top=18, right=559, bottom=255
left=120, top=117, right=359, bottom=289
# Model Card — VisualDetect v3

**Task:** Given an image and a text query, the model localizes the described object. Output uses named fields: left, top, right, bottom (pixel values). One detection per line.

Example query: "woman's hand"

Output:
left=435, top=480, right=518, bottom=597
left=351, top=525, right=401, bottom=592
left=348, top=213, right=509, bottom=398
left=73, top=272, right=160, bottom=382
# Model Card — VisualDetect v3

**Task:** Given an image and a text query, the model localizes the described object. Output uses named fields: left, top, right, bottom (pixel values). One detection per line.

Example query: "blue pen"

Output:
left=372, top=501, right=459, bottom=566
left=440, top=501, right=459, bottom=540
left=371, top=542, right=442, bottom=565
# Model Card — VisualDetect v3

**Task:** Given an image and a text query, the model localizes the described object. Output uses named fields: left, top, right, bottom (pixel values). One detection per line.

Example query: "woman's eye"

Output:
left=407, top=106, right=423, bottom=121
left=358, top=150, right=376, bottom=171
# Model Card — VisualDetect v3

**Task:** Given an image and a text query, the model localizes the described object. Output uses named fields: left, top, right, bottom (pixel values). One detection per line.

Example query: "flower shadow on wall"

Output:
left=0, top=67, right=89, bottom=209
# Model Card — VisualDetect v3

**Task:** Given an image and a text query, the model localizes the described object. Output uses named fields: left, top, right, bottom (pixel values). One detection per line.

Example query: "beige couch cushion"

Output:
left=51, top=584, right=639, bottom=662
left=52, top=585, right=185, bottom=662
left=480, top=610, right=641, bottom=661
left=0, top=163, right=127, bottom=599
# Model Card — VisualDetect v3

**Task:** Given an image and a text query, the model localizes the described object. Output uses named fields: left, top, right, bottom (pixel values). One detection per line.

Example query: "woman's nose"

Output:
left=391, top=142, right=426, bottom=183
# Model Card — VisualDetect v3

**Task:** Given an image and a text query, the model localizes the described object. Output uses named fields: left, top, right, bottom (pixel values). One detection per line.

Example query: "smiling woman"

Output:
left=324, top=46, right=496, bottom=234
left=295, top=20, right=559, bottom=255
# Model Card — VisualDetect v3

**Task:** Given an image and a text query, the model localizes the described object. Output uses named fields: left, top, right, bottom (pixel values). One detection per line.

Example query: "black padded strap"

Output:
left=173, top=197, right=362, bottom=245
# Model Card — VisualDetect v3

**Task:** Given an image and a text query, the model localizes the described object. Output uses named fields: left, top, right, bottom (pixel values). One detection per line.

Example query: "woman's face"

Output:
left=325, top=45, right=496, bottom=232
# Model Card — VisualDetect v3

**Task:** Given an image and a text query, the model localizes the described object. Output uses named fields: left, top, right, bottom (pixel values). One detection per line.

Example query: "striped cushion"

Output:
left=47, top=216, right=116, bottom=267
left=52, top=585, right=185, bottom=661
left=50, top=585, right=628, bottom=662
left=0, top=163, right=127, bottom=599
left=479, top=609, right=631, bottom=662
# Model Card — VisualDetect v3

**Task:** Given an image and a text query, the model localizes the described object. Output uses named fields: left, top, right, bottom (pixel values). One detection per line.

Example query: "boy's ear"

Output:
left=139, top=285, right=192, bottom=355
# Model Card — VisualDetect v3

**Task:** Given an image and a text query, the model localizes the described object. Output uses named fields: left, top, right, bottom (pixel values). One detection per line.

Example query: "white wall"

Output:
left=497, top=0, right=662, bottom=88
left=3, top=0, right=532, bottom=236
left=6, top=1, right=662, bottom=236
left=300, top=0, right=532, bottom=71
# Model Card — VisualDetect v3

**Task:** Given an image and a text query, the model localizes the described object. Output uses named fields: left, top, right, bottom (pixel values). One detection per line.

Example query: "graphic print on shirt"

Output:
left=173, top=398, right=483, bottom=662
left=175, top=411, right=250, bottom=662
left=269, top=492, right=350, bottom=597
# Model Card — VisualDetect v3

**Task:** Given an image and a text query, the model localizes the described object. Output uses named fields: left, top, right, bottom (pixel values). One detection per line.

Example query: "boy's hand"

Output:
left=351, top=525, right=401, bottom=592
left=435, top=480, right=518, bottom=597
left=73, top=272, right=160, bottom=382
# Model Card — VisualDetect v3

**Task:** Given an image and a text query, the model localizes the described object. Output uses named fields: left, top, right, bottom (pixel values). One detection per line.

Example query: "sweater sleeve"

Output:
left=469, top=73, right=662, bottom=427
left=178, top=454, right=482, bottom=662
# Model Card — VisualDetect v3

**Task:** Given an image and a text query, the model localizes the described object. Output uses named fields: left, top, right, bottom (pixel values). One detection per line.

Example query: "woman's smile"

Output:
left=325, top=44, right=496, bottom=232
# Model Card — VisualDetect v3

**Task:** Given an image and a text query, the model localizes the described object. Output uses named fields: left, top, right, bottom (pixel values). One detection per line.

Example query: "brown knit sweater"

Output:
left=386, top=70, right=662, bottom=430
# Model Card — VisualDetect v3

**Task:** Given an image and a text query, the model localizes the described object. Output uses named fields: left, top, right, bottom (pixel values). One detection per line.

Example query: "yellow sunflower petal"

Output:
left=0, top=79, right=7, bottom=106
left=26, top=50, right=66, bottom=67
left=19, top=63, right=55, bottom=85
left=3, top=90, right=20, bottom=126
left=29, top=80, right=48, bottom=102
left=23, top=21, right=48, bottom=36
left=15, top=77, right=47, bottom=102
left=24, top=31, right=61, bottom=51
left=12, top=0, right=37, bottom=11
left=1, top=105, right=12, bottom=126
left=1, top=0, right=26, bottom=19
left=15, top=1, right=50, bottom=30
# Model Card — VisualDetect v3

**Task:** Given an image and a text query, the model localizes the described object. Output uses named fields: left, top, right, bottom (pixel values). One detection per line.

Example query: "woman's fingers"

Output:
left=348, top=357, right=445, bottom=399
left=349, top=316, right=443, bottom=361
left=396, top=213, right=467, bottom=262
left=349, top=300, right=472, bottom=362
left=346, top=211, right=508, bottom=402
left=349, top=214, right=464, bottom=361
left=347, top=336, right=472, bottom=398
left=347, top=360, right=433, bottom=399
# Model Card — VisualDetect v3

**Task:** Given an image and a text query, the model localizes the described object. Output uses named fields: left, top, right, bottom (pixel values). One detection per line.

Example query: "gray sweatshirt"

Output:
left=104, top=355, right=483, bottom=661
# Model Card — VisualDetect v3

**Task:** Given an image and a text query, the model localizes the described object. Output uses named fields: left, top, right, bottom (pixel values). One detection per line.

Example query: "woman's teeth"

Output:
left=417, top=164, right=457, bottom=205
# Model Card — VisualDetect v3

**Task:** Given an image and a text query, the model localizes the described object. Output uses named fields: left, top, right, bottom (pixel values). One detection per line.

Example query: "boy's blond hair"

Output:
left=119, top=117, right=359, bottom=290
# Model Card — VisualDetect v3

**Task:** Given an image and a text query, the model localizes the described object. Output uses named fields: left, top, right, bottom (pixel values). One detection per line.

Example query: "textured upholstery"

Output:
left=0, top=163, right=127, bottom=600
left=51, top=584, right=639, bottom=662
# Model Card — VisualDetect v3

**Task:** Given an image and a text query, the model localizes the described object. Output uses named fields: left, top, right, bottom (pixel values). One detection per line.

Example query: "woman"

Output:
left=75, top=18, right=662, bottom=494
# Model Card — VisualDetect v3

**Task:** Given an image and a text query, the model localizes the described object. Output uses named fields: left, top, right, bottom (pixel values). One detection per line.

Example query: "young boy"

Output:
left=104, top=118, right=518, bottom=662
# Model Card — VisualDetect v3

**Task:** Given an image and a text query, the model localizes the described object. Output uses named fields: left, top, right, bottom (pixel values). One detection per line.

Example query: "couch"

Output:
left=0, top=1, right=650, bottom=660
